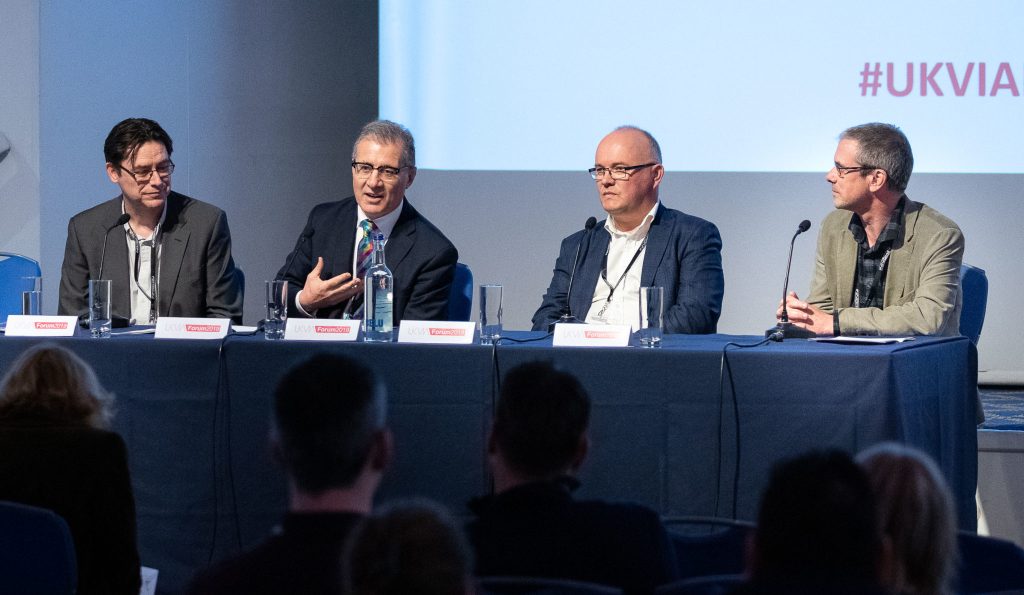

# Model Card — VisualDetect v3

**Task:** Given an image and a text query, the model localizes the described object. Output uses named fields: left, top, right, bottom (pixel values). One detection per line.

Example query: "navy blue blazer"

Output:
left=277, top=197, right=458, bottom=322
left=532, top=204, right=724, bottom=334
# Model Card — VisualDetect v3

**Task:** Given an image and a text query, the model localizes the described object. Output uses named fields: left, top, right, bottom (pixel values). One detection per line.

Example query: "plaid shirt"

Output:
left=849, top=196, right=906, bottom=309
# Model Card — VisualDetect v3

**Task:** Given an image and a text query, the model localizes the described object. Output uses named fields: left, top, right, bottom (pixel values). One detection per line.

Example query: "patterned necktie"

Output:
left=349, top=219, right=378, bottom=318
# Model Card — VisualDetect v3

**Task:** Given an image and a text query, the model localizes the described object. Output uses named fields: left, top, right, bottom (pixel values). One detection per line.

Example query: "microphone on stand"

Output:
left=551, top=216, right=597, bottom=331
left=80, top=213, right=131, bottom=328
left=766, top=219, right=816, bottom=341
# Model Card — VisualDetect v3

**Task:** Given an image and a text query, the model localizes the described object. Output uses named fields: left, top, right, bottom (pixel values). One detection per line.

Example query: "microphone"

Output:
left=277, top=227, right=315, bottom=283
left=98, top=213, right=131, bottom=281
left=766, top=219, right=815, bottom=341
left=552, top=216, right=597, bottom=330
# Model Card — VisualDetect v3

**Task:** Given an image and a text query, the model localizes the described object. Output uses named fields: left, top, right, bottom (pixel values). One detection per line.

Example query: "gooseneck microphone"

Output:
left=554, top=216, right=597, bottom=329
left=766, top=219, right=815, bottom=341
left=97, top=213, right=131, bottom=282
left=278, top=227, right=315, bottom=283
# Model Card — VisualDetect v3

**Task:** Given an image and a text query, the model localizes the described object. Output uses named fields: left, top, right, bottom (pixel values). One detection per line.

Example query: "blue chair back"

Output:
left=0, top=252, right=42, bottom=318
left=664, top=517, right=754, bottom=580
left=448, top=262, right=473, bottom=321
left=959, top=263, right=988, bottom=345
left=0, top=500, right=78, bottom=594
left=956, top=531, right=1024, bottom=594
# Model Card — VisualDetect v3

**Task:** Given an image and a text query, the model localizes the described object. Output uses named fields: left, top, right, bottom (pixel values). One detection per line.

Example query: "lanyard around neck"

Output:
left=599, top=235, right=648, bottom=305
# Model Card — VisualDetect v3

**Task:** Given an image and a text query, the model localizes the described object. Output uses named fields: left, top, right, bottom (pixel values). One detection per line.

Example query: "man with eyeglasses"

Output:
left=532, top=126, right=724, bottom=334
left=780, top=122, right=963, bottom=336
left=58, top=118, right=243, bottom=324
left=276, top=120, right=457, bottom=322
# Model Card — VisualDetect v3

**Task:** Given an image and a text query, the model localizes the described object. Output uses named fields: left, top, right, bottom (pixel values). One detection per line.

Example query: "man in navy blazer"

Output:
left=532, top=126, right=724, bottom=334
left=277, top=120, right=457, bottom=322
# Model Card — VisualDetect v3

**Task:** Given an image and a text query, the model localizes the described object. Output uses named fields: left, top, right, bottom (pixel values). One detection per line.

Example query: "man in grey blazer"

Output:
left=782, top=123, right=963, bottom=336
left=532, top=126, right=724, bottom=334
left=59, top=118, right=243, bottom=324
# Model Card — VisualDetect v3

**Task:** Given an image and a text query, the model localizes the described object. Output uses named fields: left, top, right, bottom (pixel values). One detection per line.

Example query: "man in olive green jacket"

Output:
left=782, top=123, right=963, bottom=337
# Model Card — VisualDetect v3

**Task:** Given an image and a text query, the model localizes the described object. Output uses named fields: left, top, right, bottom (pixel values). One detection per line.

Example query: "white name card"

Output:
left=552, top=323, right=631, bottom=347
left=397, top=320, right=476, bottom=345
left=155, top=317, right=231, bottom=340
left=285, top=318, right=360, bottom=341
left=4, top=315, right=78, bottom=337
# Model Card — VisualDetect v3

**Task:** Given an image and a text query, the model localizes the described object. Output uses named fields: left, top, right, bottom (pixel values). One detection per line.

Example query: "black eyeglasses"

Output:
left=119, top=160, right=175, bottom=184
left=352, top=161, right=411, bottom=182
left=589, top=163, right=657, bottom=181
left=833, top=163, right=878, bottom=178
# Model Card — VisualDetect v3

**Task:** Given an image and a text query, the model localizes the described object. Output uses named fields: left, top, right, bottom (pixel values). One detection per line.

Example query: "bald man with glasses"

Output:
left=532, top=126, right=724, bottom=334
left=276, top=120, right=458, bottom=323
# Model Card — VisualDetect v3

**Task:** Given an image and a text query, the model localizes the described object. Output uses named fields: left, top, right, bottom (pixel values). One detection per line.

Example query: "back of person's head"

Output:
left=344, top=499, right=473, bottom=595
left=273, top=353, right=386, bottom=494
left=492, top=361, right=590, bottom=479
left=857, top=442, right=956, bottom=595
left=752, top=449, right=882, bottom=587
left=0, top=344, right=111, bottom=428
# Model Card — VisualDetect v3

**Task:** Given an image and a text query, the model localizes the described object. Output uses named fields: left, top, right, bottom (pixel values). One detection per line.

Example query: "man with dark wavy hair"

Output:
left=59, top=118, right=242, bottom=324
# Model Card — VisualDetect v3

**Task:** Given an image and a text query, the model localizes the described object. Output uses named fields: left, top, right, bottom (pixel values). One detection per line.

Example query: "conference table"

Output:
left=0, top=330, right=978, bottom=594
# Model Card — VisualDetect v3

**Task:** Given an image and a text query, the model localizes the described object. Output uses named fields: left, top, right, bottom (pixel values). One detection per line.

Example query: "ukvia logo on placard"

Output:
left=397, top=320, right=475, bottom=344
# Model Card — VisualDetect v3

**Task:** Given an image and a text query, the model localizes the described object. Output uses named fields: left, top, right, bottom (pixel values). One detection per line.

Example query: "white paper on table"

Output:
left=808, top=336, right=915, bottom=345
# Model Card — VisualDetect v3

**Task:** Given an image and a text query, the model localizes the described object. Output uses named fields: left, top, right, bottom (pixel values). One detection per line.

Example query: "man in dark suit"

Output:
left=187, top=353, right=392, bottom=594
left=58, top=118, right=242, bottom=324
left=467, top=361, right=678, bottom=594
left=277, top=120, right=457, bottom=322
left=532, top=126, right=724, bottom=334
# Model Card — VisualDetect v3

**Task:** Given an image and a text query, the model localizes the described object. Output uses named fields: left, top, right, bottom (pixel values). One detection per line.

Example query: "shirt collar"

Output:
left=848, top=195, right=906, bottom=249
left=606, top=201, right=659, bottom=240
left=121, top=196, right=167, bottom=240
left=357, top=198, right=404, bottom=239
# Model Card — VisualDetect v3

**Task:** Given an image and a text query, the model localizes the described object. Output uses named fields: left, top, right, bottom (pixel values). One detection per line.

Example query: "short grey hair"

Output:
left=353, top=119, right=416, bottom=168
left=613, top=125, right=662, bottom=163
left=840, top=123, right=913, bottom=192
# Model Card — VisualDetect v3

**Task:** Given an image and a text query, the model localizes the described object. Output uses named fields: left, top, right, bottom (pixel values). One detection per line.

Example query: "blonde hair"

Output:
left=0, top=344, right=112, bottom=428
left=857, top=442, right=957, bottom=595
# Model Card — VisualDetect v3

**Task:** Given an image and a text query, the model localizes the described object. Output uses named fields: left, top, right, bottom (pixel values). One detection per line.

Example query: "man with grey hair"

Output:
left=277, top=119, right=458, bottom=322
left=187, top=353, right=391, bottom=594
left=782, top=122, right=964, bottom=336
left=533, top=125, right=724, bottom=333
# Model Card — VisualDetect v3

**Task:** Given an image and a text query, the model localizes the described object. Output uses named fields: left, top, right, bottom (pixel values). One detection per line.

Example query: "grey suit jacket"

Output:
left=807, top=197, right=963, bottom=336
left=58, top=192, right=243, bottom=323
left=532, top=204, right=724, bottom=334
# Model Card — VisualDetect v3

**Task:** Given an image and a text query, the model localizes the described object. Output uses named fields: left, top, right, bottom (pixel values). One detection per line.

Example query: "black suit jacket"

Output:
left=532, top=204, right=724, bottom=334
left=0, top=422, right=141, bottom=595
left=467, top=480, right=679, bottom=595
left=277, top=197, right=458, bottom=321
left=58, top=192, right=244, bottom=323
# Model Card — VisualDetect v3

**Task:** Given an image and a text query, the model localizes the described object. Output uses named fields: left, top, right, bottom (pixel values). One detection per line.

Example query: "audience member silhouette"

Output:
left=187, top=353, right=391, bottom=595
left=467, top=360, right=678, bottom=594
left=0, top=344, right=140, bottom=595
left=857, top=442, right=956, bottom=595
left=344, top=499, right=474, bottom=595
left=738, top=449, right=889, bottom=595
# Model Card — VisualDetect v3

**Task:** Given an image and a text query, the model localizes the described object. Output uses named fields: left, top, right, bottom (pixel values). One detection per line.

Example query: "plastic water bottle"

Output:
left=363, top=233, right=393, bottom=342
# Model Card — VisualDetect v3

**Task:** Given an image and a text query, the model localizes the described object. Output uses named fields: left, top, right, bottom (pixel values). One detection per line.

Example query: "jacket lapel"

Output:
left=640, top=205, right=669, bottom=287
left=99, top=212, right=133, bottom=319
left=384, top=199, right=416, bottom=271
left=836, top=224, right=858, bottom=309
left=572, top=227, right=608, bottom=319
left=158, top=195, right=188, bottom=316
left=884, top=198, right=918, bottom=306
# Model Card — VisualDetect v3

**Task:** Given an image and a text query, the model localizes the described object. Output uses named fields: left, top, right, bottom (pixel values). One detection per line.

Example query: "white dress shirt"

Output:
left=585, top=202, right=658, bottom=331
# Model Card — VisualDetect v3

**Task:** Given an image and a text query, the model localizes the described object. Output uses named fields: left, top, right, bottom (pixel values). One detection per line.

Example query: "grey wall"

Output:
left=36, top=0, right=377, bottom=326
left=411, top=169, right=1024, bottom=379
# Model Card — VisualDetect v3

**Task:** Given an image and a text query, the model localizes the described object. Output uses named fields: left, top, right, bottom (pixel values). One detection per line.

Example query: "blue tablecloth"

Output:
left=0, top=331, right=978, bottom=594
